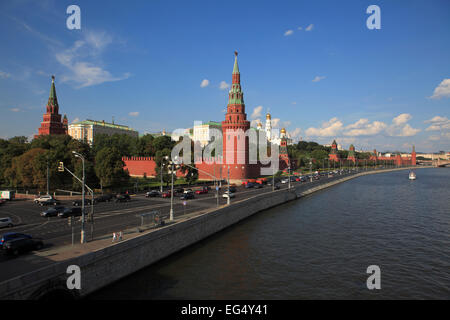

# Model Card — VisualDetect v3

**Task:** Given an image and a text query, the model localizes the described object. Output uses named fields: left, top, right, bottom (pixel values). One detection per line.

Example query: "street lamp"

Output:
left=72, top=151, right=86, bottom=244
left=161, top=155, right=169, bottom=193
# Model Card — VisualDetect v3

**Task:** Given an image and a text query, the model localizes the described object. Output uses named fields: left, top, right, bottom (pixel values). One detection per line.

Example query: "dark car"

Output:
left=254, top=184, right=263, bottom=189
left=0, top=199, right=6, bottom=205
left=40, top=206, right=66, bottom=217
left=245, top=182, right=254, bottom=188
left=2, top=237, right=43, bottom=256
left=274, top=184, right=281, bottom=190
left=180, top=193, right=195, bottom=200
left=72, top=198, right=93, bottom=206
left=39, top=198, right=59, bottom=206
left=58, top=207, right=82, bottom=218
left=94, top=194, right=114, bottom=203
left=229, top=186, right=237, bottom=193
left=145, top=190, right=160, bottom=197
left=175, top=188, right=185, bottom=194
left=0, top=232, right=32, bottom=248
left=115, top=194, right=131, bottom=203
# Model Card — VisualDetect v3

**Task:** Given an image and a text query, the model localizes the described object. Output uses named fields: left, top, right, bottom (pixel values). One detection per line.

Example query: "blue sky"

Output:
left=0, top=0, right=449, bottom=152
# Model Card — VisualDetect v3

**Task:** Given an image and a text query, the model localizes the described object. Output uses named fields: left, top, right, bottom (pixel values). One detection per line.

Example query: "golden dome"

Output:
left=257, top=122, right=262, bottom=128
left=266, top=113, right=271, bottom=120
left=281, top=128, right=286, bottom=134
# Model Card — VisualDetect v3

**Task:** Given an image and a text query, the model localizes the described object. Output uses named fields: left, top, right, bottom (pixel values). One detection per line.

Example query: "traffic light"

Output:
left=58, top=162, right=64, bottom=172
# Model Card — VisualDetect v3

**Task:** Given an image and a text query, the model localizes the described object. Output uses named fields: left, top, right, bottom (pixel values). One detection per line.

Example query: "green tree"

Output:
left=94, top=147, right=130, bottom=190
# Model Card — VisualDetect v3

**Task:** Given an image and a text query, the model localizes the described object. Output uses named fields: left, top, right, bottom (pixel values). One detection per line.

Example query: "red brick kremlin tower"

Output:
left=220, top=51, right=252, bottom=181
left=329, top=139, right=341, bottom=162
left=347, top=144, right=356, bottom=163
left=35, top=76, right=68, bottom=138
left=279, top=128, right=290, bottom=169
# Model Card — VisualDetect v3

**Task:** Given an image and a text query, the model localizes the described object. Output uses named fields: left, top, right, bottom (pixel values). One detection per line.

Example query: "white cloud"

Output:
left=10, top=108, right=20, bottom=112
left=56, top=31, right=130, bottom=88
left=250, top=106, right=263, bottom=120
left=219, top=81, right=230, bottom=90
left=392, top=113, right=412, bottom=126
left=425, top=116, right=450, bottom=131
left=387, top=114, right=420, bottom=137
left=305, top=24, right=314, bottom=31
left=0, top=71, right=11, bottom=79
left=271, top=118, right=281, bottom=128
left=297, top=27, right=303, bottom=31
left=312, top=76, right=326, bottom=82
left=430, top=79, right=450, bottom=99
left=71, top=117, right=80, bottom=124
left=344, top=119, right=387, bottom=136
left=129, top=112, right=139, bottom=117
left=200, top=79, right=209, bottom=88
left=284, top=30, right=294, bottom=36
left=289, top=128, right=302, bottom=141
left=305, top=117, right=343, bottom=137
left=291, top=101, right=297, bottom=105
left=282, top=121, right=292, bottom=127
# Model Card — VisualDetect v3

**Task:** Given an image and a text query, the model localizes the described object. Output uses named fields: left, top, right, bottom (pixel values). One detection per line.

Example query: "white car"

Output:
left=0, top=217, right=13, bottom=228
left=222, top=191, right=235, bottom=199
left=280, top=179, right=289, bottom=184
left=34, top=195, right=54, bottom=204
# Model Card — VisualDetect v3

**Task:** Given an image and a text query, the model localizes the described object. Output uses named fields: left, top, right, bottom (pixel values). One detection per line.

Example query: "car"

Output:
left=0, top=199, right=6, bottom=205
left=2, top=237, right=44, bottom=256
left=72, top=198, right=93, bottom=206
left=161, top=191, right=171, bottom=198
left=245, top=182, right=254, bottom=188
left=115, top=194, right=131, bottom=203
left=183, top=189, right=193, bottom=194
left=280, top=179, right=289, bottom=184
left=39, top=198, right=59, bottom=206
left=175, top=188, right=185, bottom=194
left=34, top=194, right=54, bottom=204
left=40, top=206, right=66, bottom=217
left=58, top=207, right=82, bottom=218
left=0, top=232, right=32, bottom=248
left=222, top=191, right=235, bottom=199
left=229, top=186, right=237, bottom=193
left=146, top=190, right=161, bottom=197
left=195, top=187, right=208, bottom=195
left=254, top=184, right=263, bottom=189
left=274, top=184, right=281, bottom=190
left=180, top=193, right=195, bottom=200
left=94, top=194, right=114, bottom=203
left=0, top=217, right=13, bottom=228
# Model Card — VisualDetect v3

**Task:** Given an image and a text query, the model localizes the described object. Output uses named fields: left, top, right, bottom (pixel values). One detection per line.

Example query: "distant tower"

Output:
left=265, top=112, right=272, bottom=142
left=411, top=145, right=416, bottom=166
left=35, top=76, right=68, bottom=138
left=279, top=128, right=289, bottom=169
left=347, top=144, right=356, bottom=163
left=329, top=139, right=341, bottom=162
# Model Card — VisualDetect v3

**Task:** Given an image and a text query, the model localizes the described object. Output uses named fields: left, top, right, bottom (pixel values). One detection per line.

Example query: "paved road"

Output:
left=0, top=169, right=370, bottom=264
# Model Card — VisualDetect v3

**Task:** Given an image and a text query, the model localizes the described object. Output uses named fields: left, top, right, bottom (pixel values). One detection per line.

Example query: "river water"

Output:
left=90, top=168, right=450, bottom=299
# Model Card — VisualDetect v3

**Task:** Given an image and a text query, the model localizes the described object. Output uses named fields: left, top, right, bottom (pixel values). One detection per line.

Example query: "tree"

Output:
left=94, top=147, right=129, bottom=190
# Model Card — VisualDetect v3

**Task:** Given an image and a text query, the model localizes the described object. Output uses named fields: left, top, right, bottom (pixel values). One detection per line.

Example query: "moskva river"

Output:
left=90, top=168, right=450, bottom=299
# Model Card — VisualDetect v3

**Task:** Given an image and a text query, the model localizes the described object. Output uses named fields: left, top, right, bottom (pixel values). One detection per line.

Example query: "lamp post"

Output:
left=288, top=166, right=291, bottom=190
left=309, top=160, right=312, bottom=182
left=72, top=151, right=86, bottom=244
left=227, top=166, right=230, bottom=205
left=161, top=156, right=168, bottom=193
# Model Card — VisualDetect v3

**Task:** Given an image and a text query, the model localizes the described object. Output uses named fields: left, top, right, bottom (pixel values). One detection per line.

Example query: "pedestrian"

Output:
left=118, top=231, right=123, bottom=241
left=112, top=232, right=116, bottom=243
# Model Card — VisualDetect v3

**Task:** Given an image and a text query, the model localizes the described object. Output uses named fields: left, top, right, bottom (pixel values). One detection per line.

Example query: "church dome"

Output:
left=280, top=128, right=286, bottom=134
left=266, top=113, right=271, bottom=120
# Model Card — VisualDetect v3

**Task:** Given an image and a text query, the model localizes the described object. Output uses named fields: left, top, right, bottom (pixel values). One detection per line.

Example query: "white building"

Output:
left=68, top=119, right=138, bottom=145
left=192, top=121, right=222, bottom=147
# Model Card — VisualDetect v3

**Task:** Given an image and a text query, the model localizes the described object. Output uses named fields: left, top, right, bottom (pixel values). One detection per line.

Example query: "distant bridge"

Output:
left=433, top=159, right=450, bottom=167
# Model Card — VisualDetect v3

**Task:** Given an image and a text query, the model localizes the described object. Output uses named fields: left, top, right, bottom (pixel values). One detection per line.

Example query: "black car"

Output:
left=180, top=193, right=195, bottom=200
left=58, top=207, right=82, bottom=218
left=39, top=198, right=59, bottom=206
left=40, top=206, right=66, bottom=217
left=274, top=184, right=281, bottom=190
left=72, top=198, right=93, bottom=206
left=115, top=194, right=131, bottom=203
left=175, top=188, right=185, bottom=194
left=0, top=232, right=32, bottom=248
left=229, top=186, right=237, bottom=193
left=94, top=194, right=114, bottom=203
left=254, top=184, right=263, bottom=189
left=145, top=190, right=160, bottom=197
left=2, top=237, right=44, bottom=256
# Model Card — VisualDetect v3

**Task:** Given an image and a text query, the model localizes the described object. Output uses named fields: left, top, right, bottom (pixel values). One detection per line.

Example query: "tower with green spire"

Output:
left=329, top=139, right=341, bottom=162
left=347, top=144, right=356, bottom=162
left=36, top=76, right=68, bottom=137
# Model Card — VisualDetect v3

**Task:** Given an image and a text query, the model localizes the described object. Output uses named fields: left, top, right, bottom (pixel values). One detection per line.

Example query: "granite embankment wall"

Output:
left=0, top=167, right=413, bottom=299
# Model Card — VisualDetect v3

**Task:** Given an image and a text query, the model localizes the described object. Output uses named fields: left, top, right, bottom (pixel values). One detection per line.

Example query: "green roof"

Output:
left=233, top=55, right=239, bottom=74
left=71, top=119, right=137, bottom=131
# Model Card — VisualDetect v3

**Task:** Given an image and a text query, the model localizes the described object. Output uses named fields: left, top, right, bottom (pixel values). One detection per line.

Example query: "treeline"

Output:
left=288, top=141, right=375, bottom=169
left=0, top=133, right=178, bottom=192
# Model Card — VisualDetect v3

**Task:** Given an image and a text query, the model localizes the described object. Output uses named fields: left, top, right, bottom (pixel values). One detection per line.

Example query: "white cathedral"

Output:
left=256, top=112, right=293, bottom=146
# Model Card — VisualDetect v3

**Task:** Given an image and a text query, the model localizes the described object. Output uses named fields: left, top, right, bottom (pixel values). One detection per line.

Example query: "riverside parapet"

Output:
left=0, top=167, right=415, bottom=300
